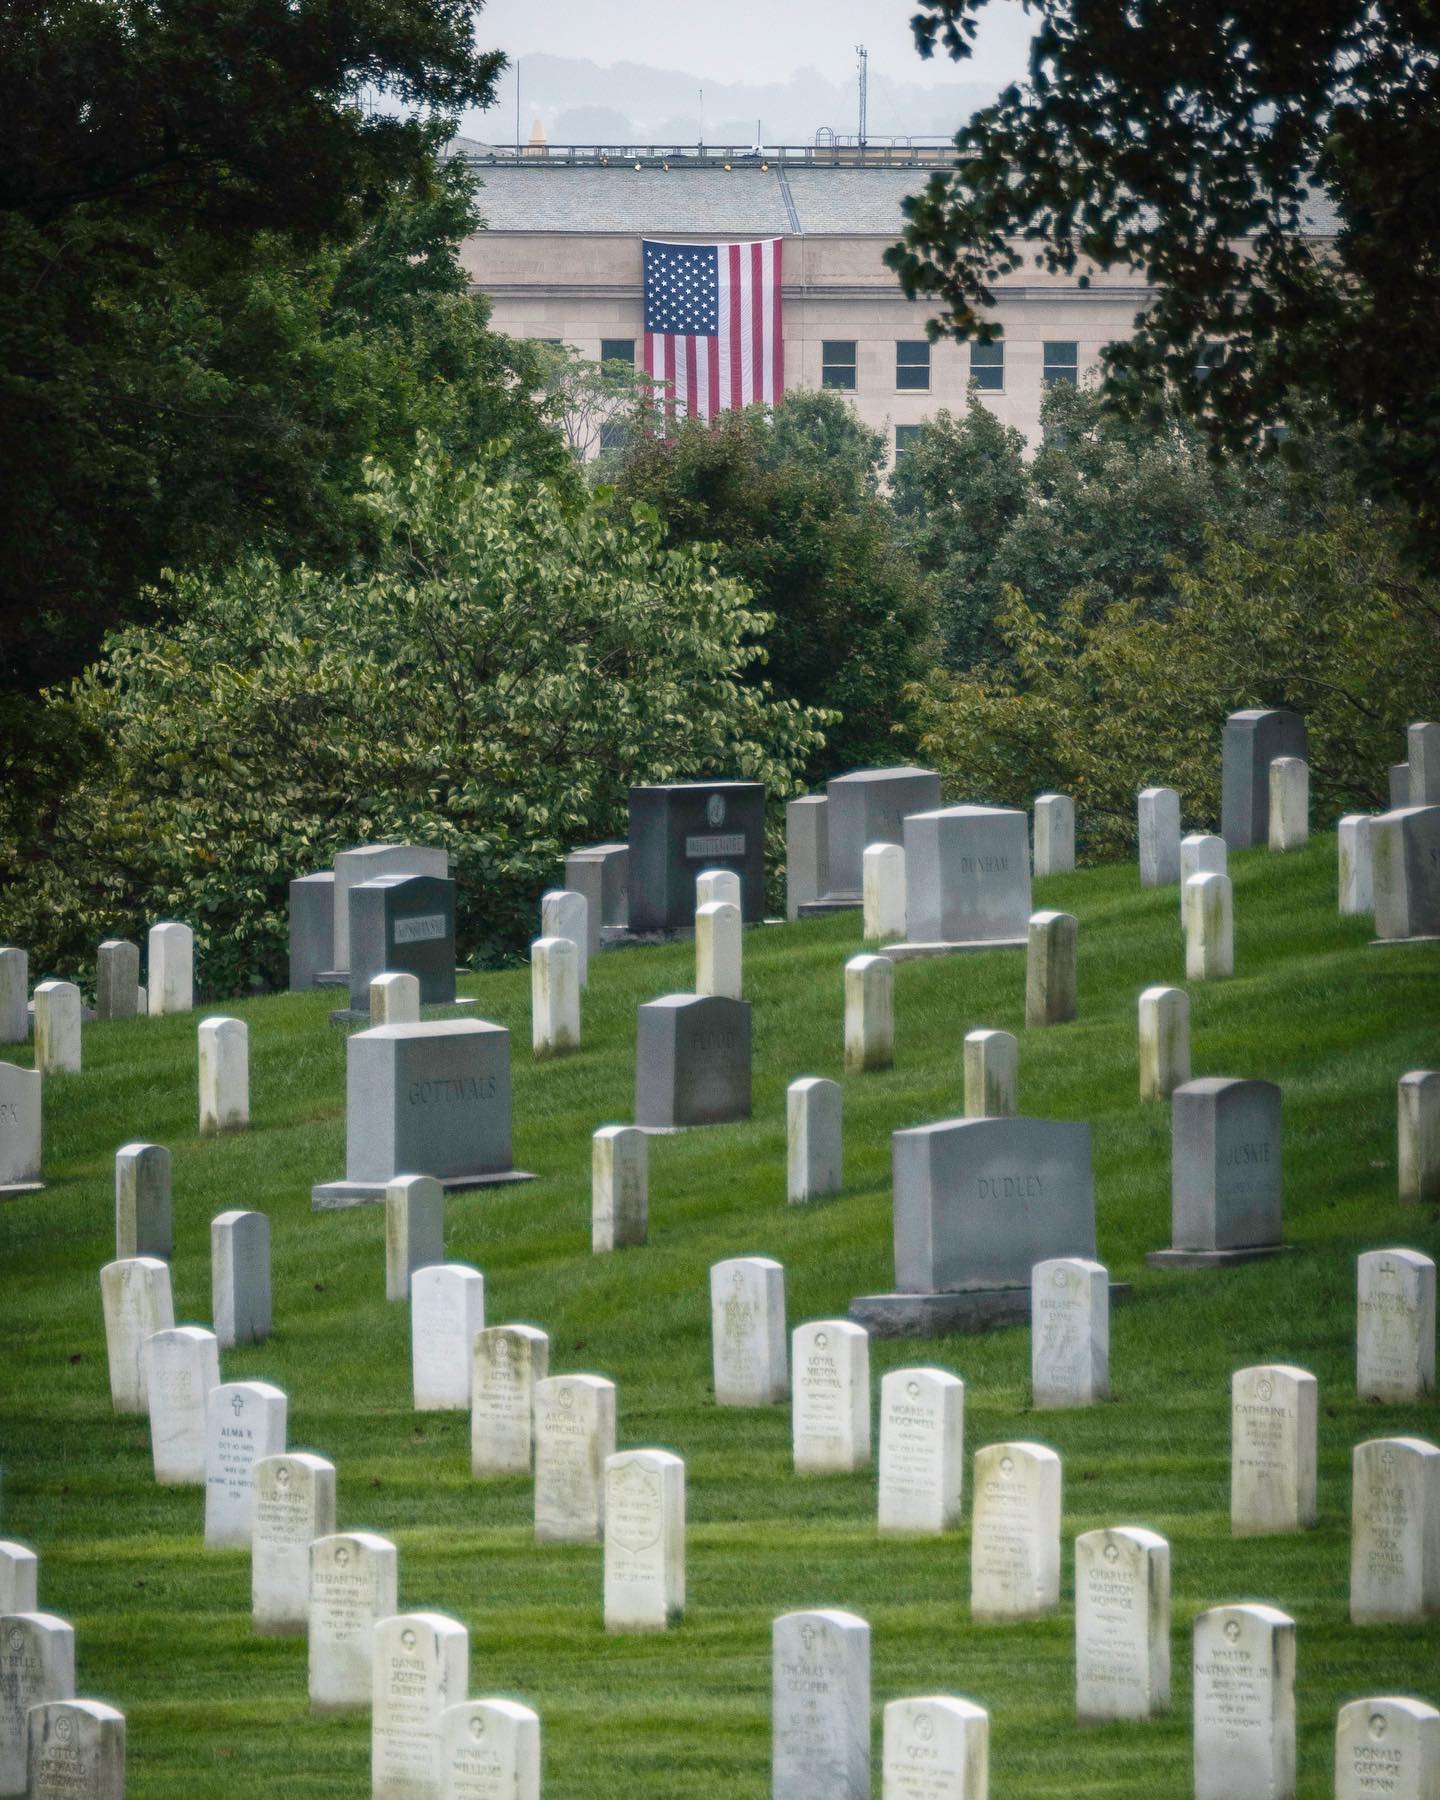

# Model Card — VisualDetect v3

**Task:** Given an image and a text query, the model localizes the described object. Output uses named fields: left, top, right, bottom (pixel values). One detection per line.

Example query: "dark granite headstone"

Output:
left=347, top=874, right=457, bottom=1011
left=634, top=993, right=751, bottom=1128
left=288, top=872, right=335, bottom=991
left=1373, top=804, right=1440, bottom=942
left=823, top=766, right=942, bottom=902
left=1220, top=709, right=1307, bottom=849
left=1147, top=1077, right=1284, bottom=1267
left=312, top=1018, right=531, bottom=1207
left=627, top=783, right=765, bottom=933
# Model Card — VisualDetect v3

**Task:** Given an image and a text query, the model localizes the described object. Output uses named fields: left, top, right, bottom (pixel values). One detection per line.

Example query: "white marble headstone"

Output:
left=0, top=1612, right=75, bottom=1795
left=371, top=1611, right=469, bottom=1799
left=411, top=1263, right=485, bottom=1411
left=970, top=1442, right=1062, bottom=1621
left=198, top=1015, right=249, bottom=1133
left=792, top=1320, right=870, bottom=1474
left=143, top=1325, right=219, bottom=1483
left=881, top=1694, right=988, bottom=1799
left=211, top=1208, right=271, bottom=1348
left=1074, top=1526, right=1170, bottom=1722
left=1230, top=1364, right=1317, bottom=1536
left=114, top=1142, right=172, bottom=1261
left=1192, top=1602, right=1295, bottom=1800
left=100, top=1257, right=174, bottom=1414
left=533, top=1374, right=616, bottom=1544
left=385, top=1174, right=444, bottom=1303
left=1337, top=815, right=1375, bottom=915
left=1268, top=756, right=1308, bottom=850
left=147, top=921, right=193, bottom=1015
left=787, top=1078, right=842, bottom=1204
left=308, top=1531, right=398, bottom=1714
left=963, top=1028, right=1017, bottom=1119
left=26, top=1696, right=124, bottom=1800
left=540, top=890, right=588, bottom=989
left=1350, top=1436, right=1440, bottom=1623
left=1185, top=872, right=1234, bottom=979
left=203, top=1380, right=287, bottom=1549
left=772, top=1608, right=871, bottom=1800
left=252, top=1452, right=337, bottom=1637
left=844, top=953, right=893, bottom=1075
left=0, top=948, right=27, bottom=1045
left=710, top=1257, right=787, bottom=1407
left=1335, top=1695, right=1440, bottom=1800
left=696, top=898, right=743, bottom=1000
left=1033, top=793, right=1075, bottom=876
left=878, top=1367, right=964, bottom=1534
left=1138, top=787, right=1181, bottom=887
left=530, top=935, right=580, bottom=1058
left=1137, top=985, right=1190, bottom=1102
left=863, top=843, right=906, bottom=942
left=592, top=1125, right=647, bottom=1251
left=1357, top=1248, right=1436, bottom=1402
left=1031, top=1257, right=1109, bottom=1408
left=603, top=1449, right=685, bottom=1632
left=437, top=1697, right=541, bottom=1800
left=472, top=1325, right=549, bottom=1477
left=33, top=980, right=81, bottom=1076
left=0, top=1545, right=37, bottom=1616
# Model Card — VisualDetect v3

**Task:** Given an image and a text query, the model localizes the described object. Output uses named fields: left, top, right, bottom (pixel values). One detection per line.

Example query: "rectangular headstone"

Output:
left=146, top=921, right=193, bottom=1015
left=771, top=1609, right=871, bottom=1800
left=252, top=1452, right=337, bottom=1637
left=963, top=1028, right=1017, bottom=1119
left=969, top=1441, right=1062, bottom=1620
left=370, top=971, right=420, bottom=1026
left=198, top=1016, right=248, bottom=1133
left=288, top=871, right=335, bottom=991
left=824, top=767, right=941, bottom=901
left=634, top=994, right=751, bottom=1128
left=411, top=1263, right=485, bottom=1411
left=95, top=940, right=140, bottom=1021
left=1185, top=871, right=1234, bottom=978
left=0, top=1547, right=36, bottom=1617
left=308, top=1531, right=398, bottom=1714
left=1399, top=1070, right=1440, bottom=1206
left=531, top=936, right=580, bottom=1058
left=0, top=1063, right=42, bottom=1192
left=371, top=1611, right=469, bottom=1799
left=1159, top=1077, right=1283, bottom=1260
left=844, top=952, right=893, bottom=1076
left=1137, top=787, right=1181, bottom=887
left=1024, top=909, right=1077, bottom=1027
left=533, top=1374, right=616, bottom=1544
left=203, top=1380, right=287, bottom=1549
left=143, top=1326, right=219, bottom=1483
left=0, top=1614, right=75, bottom=1796
left=786, top=795, right=829, bottom=919
left=540, top=890, right=589, bottom=989
left=710, top=1257, right=787, bottom=1407
left=696, top=898, right=743, bottom=999
left=1230, top=1364, right=1317, bottom=1535
left=1031, top=1258, right=1109, bottom=1408
left=592, top=1126, right=647, bottom=1251
left=792, top=1320, right=870, bottom=1473
left=438, top=1699, right=541, bottom=1800
left=566, top=842, right=629, bottom=946
left=1138, top=986, right=1190, bottom=1103
left=1338, top=815, right=1375, bottom=914
left=878, top=1367, right=964, bottom=1534
left=100, top=1257, right=173, bottom=1414
left=1392, top=763, right=1412, bottom=808
left=862, top=843, right=906, bottom=942
left=882, top=1695, right=988, bottom=1799
left=1267, top=756, right=1308, bottom=850
left=1221, top=708, right=1308, bottom=849
left=1074, top=1527, right=1170, bottom=1722
left=1180, top=833, right=1227, bottom=919
left=348, top=873, right=457, bottom=1012
left=1409, top=721, right=1440, bottom=804
left=695, top=867, right=741, bottom=910
left=603, top=1448, right=685, bottom=1631
left=628, top=782, right=765, bottom=931
left=1350, top=1435, right=1440, bottom=1623
left=1357, top=1248, right=1436, bottom=1402
left=27, top=1697, right=124, bottom=1800
left=385, top=1174, right=444, bottom=1303
left=1033, top=793, right=1076, bottom=876
left=1192, top=1603, right=1296, bottom=1800
left=332, top=844, right=447, bottom=974
left=211, top=1209, right=271, bottom=1348
left=893, top=1116, right=1096, bottom=1295
left=472, top=1324, right=549, bottom=1477
left=34, top=981, right=81, bottom=1075
left=1374, top=805, right=1440, bottom=941
left=788, top=1077, right=842, bottom=1204
left=1335, top=1696, right=1440, bottom=1800
left=901, top=805, right=1031, bottom=950
left=115, top=1142, right=171, bottom=1260
left=315, top=1018, right=521, bottom=1203
left=0, top=949, right=27, bottom=1045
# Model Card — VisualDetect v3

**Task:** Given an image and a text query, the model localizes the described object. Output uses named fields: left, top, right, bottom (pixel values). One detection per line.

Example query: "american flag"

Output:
left=642, top=237, right=784, bottom=422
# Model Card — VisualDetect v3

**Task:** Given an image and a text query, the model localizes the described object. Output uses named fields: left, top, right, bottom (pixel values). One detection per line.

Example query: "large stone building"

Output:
left=458, top=141, right=1337, bottom=460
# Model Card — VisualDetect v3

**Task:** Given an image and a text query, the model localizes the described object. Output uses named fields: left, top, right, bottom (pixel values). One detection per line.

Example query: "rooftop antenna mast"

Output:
left=515, top=57, right=520, bottom=155
left=699, top=86, right=704, bottom=148
left=856, top=44, right=868, bottom=147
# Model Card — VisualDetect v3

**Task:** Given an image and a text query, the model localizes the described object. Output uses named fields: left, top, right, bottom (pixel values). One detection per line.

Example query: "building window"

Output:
left=600, top=338, right=635, bottom=367
left=970, top=340, right=1004, bottom=390
left=822, top=340, right=857, bottom=390
left=1043, top=341, right=1079, bottom=387
left=1194, top=341, right=1220, bottom=381
left=896, top=341, right=930, bottom=391
left=894, top=424, right=924, bottom=458
left=598, top=422, right=631, bottom=453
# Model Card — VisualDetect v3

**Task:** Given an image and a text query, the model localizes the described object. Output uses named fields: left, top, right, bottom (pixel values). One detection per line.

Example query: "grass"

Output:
left=2, top=830, right=1438, bottom=1796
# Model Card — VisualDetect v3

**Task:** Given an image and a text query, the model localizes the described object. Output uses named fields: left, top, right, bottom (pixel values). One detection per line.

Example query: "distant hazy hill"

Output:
left=459, top=52, right=998, bottom=147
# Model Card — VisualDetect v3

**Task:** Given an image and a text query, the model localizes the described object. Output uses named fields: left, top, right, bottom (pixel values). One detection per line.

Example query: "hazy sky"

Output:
left=473, top=0, right=1033, bottom=89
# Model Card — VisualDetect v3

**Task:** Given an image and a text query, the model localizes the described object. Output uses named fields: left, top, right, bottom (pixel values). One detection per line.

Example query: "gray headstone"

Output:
left=785, top=795, right=828, bottom=919
left=635, top=994, right=751, bottom=1129
left=1169, top=1077, right=1283, bottom=1254
left=627, top=782, right=765, bottom=932
left=1390, top=763, right=1411, bottom=809
left=0, top=949, right=26, bottom=1045
left=331, top=843, right=447, bottom=973
left=95, top=941, right=140, bottom=1021
left=824, top=766, right=941, bottom=899
left=347, top=873, right=456, bottom=1012
left=1221, top=708, right=1307, bottom=849
left=212, top=1209, right=271, bottom=1348
left=893, top=1115, right=1096, bottom=1294
left=0, top=1062, right=41, bottom=1192
left=1373, top=805, right=1440, bottom=941
left=115, top=1143, right=171, bottom=1260
left=288, top=872, right=335, bottom=991
left=1410, top=722, right=1440, bottom=805
left=902, top=805, right=1032, bottom=949
left=565, top=843, right=628, bottom=949
left=325, top=1019, right=517, bottom=1197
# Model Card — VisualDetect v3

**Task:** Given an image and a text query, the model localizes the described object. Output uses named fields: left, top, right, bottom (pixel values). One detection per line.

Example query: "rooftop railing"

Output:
left=452, top=141, right=958, bottom=170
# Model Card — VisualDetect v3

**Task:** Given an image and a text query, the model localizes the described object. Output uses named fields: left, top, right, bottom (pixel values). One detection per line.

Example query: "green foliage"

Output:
left=611, top=392, right=933, bottom=778
left=0, top=444, right=826, bottom=995
left=890, top=0, right=1440, bottom=563
left=910, top=510, right=1440, bottom=856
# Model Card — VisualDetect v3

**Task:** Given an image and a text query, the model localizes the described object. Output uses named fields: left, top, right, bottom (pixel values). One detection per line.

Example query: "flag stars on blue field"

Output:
left=644, top=241, right=721, bottom=336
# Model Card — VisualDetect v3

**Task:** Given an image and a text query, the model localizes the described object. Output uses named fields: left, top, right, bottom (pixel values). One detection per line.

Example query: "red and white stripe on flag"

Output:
left=643, top=237, right=784, bottom=423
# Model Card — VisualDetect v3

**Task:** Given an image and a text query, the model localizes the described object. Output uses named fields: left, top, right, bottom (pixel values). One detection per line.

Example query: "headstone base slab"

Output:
left=313, top=970, right=353, bottom=988
left=1145, top=1244, right=1291, bottom=1270
left=797, top=894, right=863, bottom=916
left=311, top=1169, right=535, bottom=1210
left=851, top=1283, right=1130, bottom=1337
left=326, top=997, right=477, bottom=1028
left=887, top=937, right=1028, bottom=961
left=0, top=1182, right=45, bottom=1200
left=1371, top=933, right=1440, bottom=947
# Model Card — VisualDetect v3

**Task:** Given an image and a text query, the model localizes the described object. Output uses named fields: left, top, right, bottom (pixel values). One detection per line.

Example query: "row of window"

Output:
left=588, top=336, right=1080, bottom=394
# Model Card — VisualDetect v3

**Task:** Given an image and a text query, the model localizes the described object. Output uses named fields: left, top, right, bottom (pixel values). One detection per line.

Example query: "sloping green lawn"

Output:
left=2, top=831, right=1437, bottom=1796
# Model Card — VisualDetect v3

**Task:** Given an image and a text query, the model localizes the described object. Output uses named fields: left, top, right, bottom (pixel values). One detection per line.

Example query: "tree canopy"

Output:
left=889, top=0, right=1440, bottom=557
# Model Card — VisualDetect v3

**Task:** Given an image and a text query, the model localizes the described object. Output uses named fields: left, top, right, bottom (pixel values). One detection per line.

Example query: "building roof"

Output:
left=458, top=151, right=1342, bottom=241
